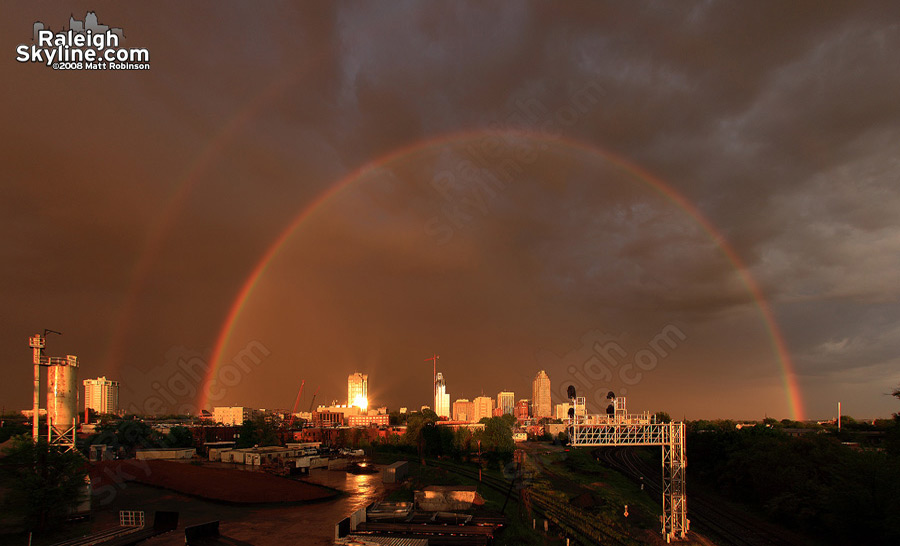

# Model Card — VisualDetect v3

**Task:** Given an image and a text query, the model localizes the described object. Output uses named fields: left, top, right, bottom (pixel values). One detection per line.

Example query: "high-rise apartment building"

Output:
left=472, top=396, right=494, bottom=423
left=497, top=391, right=515, bottom=415
left=532, top=370, right=552, bottom=419
left=435, top=372, right=450, bottom=418
left=348, top=372, right=368, bottom=409
left=83, top=376, right=119, bottom=415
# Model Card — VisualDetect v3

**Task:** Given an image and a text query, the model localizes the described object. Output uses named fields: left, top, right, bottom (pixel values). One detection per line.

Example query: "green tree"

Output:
left=89, top=419, right=160, bottom=455
left=887, top=386, right=900, bottom=457
left=475, top=416, right=515, bottom=468
left=654, top=411, right=672, bottom=423
left=0, top=419, right=28, bottom=443
left=235, top=416, right=280, bottom=448
left=389, top=410, right=408, bottom=426
left=404, top=411, right=438, bottom=464
left=482, top=417, right=514, bottom=452
left=454, top=427, right=474, bottom=454
left=165, top=426, right=195, bottom=448
left=687, top=422, right=900, bottom=544
left=1, top=436, right=88, bottom=531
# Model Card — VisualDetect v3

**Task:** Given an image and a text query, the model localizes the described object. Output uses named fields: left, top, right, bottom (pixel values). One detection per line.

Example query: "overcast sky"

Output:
left=3, top=1, right=900, bottom=420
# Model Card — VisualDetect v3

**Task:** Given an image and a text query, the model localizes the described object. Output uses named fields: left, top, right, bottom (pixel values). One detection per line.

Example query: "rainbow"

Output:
left=200, top=129, right=805, bottom=420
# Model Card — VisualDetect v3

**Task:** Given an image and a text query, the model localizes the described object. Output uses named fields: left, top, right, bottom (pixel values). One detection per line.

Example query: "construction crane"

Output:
left=307, top=385, right=320, bottom=413
left=287, top=380, right=305, bottom=428
left=425, top=353, right=439, bottom=408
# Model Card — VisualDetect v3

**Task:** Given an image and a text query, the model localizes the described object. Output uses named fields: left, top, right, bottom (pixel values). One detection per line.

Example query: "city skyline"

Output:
left=4, top=4, right=900, bottom=421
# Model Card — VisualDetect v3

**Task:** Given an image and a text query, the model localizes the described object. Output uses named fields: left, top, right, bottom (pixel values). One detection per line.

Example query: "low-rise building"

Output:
left=312, top=410, right=344, bottom=427
left=436, top=420, right=485, bottom=432
left=555, top=402, right=586, bottom=420
left=136, top=447, right=195, bottom=460
left=213, top=406, right=255, bottom=426
left=348, top=414, right=390, bottom=427
left=515, top=399, right=530, bottom=422
left=382, top=461, right=409, bottom=484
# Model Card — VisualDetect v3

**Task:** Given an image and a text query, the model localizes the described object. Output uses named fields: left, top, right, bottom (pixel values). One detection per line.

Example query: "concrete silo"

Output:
left=46, top=355, right=79, bottom=428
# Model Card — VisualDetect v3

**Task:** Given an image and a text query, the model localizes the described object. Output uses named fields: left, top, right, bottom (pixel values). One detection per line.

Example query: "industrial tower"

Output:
left=29, top=331, right=79, bottom=452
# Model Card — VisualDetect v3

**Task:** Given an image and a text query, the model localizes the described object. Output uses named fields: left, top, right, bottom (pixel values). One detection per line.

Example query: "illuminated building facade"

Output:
left=84, top=376, right=119, bottom=415
left=435, top=372, right=450, bottom=418
left=532, top=370, right=552, bottom=419
left=348, top=372, right=368, bottom=409
left=497, top=391, right=515, bottom=415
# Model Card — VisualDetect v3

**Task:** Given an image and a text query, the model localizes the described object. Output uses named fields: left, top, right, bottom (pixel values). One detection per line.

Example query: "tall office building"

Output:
left=83, top=376, right=119, bottom=415
left=348, top=372, right=368, bottom=409
left=532, top=370, right=552, bottom=419
left=435, top=372, right=450, bottom=418
left=497, top=391, right=515, bottom=415
left=473, top=396, right=495, bottom=423
left=452, top=399, right=475, bottom=422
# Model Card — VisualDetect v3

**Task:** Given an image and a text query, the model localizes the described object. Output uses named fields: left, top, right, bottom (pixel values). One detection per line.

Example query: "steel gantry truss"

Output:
left=567, top=396, right=688, bottom=542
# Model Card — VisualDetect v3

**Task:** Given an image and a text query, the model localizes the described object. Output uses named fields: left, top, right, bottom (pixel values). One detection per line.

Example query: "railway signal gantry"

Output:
left=567, top=393, right=687, bottom=542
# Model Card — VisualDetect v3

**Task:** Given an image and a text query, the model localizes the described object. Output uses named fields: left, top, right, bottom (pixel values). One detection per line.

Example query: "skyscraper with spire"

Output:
left=435, top=372, right=450, bottom=418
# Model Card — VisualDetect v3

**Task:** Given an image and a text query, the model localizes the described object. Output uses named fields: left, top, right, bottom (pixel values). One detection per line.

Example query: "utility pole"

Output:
left=424, top=353, right=439, bottom=410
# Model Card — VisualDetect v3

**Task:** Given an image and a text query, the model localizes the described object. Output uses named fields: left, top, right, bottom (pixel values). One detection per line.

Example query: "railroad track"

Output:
left=428, top=459, right=634, bottom=546
left=596, top=447, right=805, bottom=546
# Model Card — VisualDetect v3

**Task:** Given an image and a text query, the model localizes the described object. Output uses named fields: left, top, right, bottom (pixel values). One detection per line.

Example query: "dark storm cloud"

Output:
left=3, top=2, right=900, bottom=419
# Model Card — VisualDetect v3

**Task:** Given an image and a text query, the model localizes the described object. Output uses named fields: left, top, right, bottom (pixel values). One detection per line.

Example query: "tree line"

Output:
left=687, top=406, right=900, bottom=544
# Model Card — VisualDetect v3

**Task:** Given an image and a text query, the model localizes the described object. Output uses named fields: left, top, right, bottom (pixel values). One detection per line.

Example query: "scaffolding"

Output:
left=567, top=396, right=688, bottom=542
